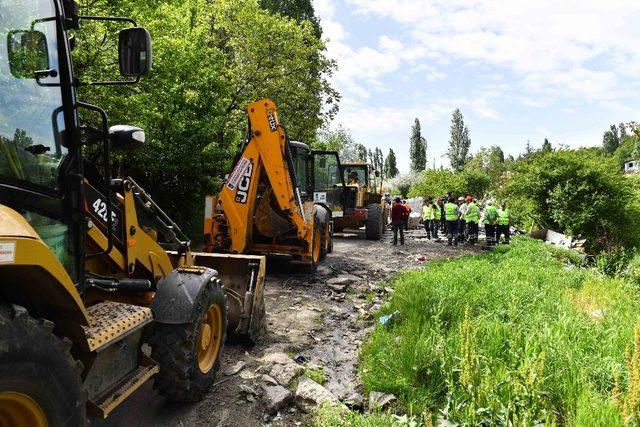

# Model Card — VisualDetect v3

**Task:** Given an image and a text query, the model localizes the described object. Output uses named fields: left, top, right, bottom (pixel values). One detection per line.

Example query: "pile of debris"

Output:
left=530, top=229, right=586, bottom=254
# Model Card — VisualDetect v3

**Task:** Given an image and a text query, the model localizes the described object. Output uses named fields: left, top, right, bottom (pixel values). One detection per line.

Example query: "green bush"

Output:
left=624, top=253, right=640, bottom=286
left=595, top=247, right=635, bottom=278
left=358, top=238, right=640, bottom=425
left=500, top=149, right=640, bottom=250
left=613, top=135, right=638, bottom=170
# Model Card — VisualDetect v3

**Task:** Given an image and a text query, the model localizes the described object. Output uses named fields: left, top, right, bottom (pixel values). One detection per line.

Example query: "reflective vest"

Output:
left=445, top=203, right=458, bottom=221
left=422, top=205, right=434, bottom=220
left=466, top=202, right=479, bottom=223
left=485, top=206, right=498, bottom=225
left=434, top=203, right=442, bottom=219
left=497, top=208, right=510, bottom=226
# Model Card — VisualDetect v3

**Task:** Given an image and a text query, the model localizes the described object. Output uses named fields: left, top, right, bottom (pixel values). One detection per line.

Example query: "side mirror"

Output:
left=7, top=30, right=49, bottom=79
left=118, top=27, right=152, bottom=77
left=108, top=125, right=145, bottom=150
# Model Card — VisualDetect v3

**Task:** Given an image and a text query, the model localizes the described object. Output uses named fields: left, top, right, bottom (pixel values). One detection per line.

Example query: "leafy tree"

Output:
left=368, top=147, right=384, bottom=177
left=408, top=168, right=491, bottom=199
left=338, top=133, right=367, bottom=162
left=315, top=125, right=352, bottom=151
left=523, top=141, right=535, bottom=157
left=384, top=149, right=399, bottom=178
left=409, top=118, right=427, bottom=172
left=541, top=138, right=552, bottom=152
left=74, top=0, right=338, bottom=238
left=603, top=124, right=621, bottom=155
left=260, top=0, right=322, bottom=38
left=447, top=109, right=471, bottom=171
left=390, top=173, right=421, bottom=198
left=620, top=122, right=628, bottom=139
left=465, top=145, right=505, bottom=184
left=356, top=144, right=368, bottom=162
left=614, top=135, right=639, bottom=170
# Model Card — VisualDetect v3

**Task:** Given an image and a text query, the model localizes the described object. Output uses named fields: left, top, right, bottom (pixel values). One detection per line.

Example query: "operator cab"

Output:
left=0, top=0, right=152, bottom=291
left=289, top=141, right=311, bottom=199
left=342, top=163, right=369, bottom=188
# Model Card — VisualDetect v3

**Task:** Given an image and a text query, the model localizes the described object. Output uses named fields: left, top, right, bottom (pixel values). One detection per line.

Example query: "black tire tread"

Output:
left=0, top=304, right=87, bottom=427
left=365, top=203, right=384, bottom=240
left=149, top=281, right=227, bottom=402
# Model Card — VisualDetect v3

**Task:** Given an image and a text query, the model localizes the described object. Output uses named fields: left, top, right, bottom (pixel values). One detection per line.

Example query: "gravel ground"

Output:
left=96, top=227, right=480, bottom=426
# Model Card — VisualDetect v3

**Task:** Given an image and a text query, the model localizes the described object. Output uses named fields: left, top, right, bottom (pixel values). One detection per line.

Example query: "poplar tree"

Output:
left=385, top=149, right=399, bottom=178
left=447, top=109, right=471, bottom=171
left=409, top=118, right=427, bottom=172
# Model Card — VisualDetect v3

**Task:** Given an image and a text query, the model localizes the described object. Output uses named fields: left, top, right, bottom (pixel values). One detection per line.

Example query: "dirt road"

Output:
left=98, top=229, right=476, bottom=426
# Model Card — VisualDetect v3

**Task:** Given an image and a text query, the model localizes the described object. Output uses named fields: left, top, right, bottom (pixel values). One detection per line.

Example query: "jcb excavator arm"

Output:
left=205, top=99, right=313, bottom=254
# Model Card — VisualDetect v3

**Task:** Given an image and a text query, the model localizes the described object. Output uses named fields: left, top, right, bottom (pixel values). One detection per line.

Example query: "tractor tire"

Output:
left=305, top=217, right=323, bottom=273
left=320, top=221, right=329, bottom=261
left=382, top=205, right=390, bottom=234
left=149, top=281, right=227, bottom=402
left=0, top=304, right=87, bottom=427
left=365, top=203, right=384, bottom=240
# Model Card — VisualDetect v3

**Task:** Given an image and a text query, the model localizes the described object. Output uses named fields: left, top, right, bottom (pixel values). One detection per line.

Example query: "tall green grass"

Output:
left=347, top=238, right=640, bottom=425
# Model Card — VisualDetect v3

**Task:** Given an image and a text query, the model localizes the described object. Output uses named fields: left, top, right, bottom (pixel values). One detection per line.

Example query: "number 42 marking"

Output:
left=92, top=198, right=117, bottom=224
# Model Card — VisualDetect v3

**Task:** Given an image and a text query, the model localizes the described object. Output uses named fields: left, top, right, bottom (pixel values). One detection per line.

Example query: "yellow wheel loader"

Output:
left=0, top=1, right=265, bottom=424
left=333, top=162, right=389, bottom=240
left=204, top=99, right=331, bottom=271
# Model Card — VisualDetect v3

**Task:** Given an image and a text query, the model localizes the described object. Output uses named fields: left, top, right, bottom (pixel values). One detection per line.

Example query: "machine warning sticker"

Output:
left=0, top=242, right=16, bottom=264
left=313, top=192, right=327, bottom=203
left=266, top=109, right=278, bottom=132
left=227, top=157, right=252, bottom=191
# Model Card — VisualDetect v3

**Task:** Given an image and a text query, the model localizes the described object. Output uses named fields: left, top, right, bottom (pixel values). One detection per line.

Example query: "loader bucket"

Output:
left=174, top=252, right=267, bottom=344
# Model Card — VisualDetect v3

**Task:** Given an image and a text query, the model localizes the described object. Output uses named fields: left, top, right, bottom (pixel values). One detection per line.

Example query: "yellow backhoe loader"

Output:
left=0, top=1, right=264, bottom=424
left=204, top=99, right=332, bottom=271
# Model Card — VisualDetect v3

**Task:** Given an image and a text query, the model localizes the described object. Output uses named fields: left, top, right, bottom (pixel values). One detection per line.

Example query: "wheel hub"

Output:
left=0, top=392, right=48, bottom=427
left=197, top=304, right=223, bottom=373
left=200, top=324, right=212, bottom=350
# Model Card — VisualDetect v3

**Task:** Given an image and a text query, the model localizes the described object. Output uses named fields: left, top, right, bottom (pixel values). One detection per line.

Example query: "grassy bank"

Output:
left=318, top=238, right=640, bottom=425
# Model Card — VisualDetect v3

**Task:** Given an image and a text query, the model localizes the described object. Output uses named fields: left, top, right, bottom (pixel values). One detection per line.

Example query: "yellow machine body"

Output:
left=204, top=99, right=326, bottom=266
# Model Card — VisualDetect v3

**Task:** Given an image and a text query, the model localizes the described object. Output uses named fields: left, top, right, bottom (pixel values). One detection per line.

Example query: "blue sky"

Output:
left=313, top=0, right=640, bottom=173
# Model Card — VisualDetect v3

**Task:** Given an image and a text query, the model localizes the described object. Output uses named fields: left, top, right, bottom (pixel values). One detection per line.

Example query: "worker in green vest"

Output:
left=465, top=196, right=479, bottom=245
left=496, top=201, right=512, bottom=244
left=422, top=198, right=435, bottom=239
left=484, top=200, right=498, bottom=246
left=433, top=198, right=442, bottom=240
left=444, top=197, right=459, bottom=246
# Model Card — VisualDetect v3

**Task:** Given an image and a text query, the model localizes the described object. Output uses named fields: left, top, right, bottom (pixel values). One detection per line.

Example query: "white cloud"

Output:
left=346, top=0, right=640, bottom=101
left=314, top=0, right=640, bottom=172
left=378, top=35, right=403, bottom=51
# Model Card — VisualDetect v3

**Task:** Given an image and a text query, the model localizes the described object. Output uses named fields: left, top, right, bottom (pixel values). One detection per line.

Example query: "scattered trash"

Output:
left=531, top=228, right=586, bottom=253
left=378, top=310, right=401, bottom=328
left=415, top=255, right=426, bottom=262
left=294, top=355, right=307, bottom=364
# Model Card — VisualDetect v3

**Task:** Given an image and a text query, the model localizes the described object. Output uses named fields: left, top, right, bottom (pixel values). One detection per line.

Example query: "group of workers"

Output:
left=423, top=194, right=511, bottom=246
left=389, top=194, right=511, bottom=246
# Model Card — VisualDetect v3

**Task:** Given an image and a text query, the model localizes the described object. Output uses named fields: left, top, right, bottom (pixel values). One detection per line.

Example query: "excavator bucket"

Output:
left=171, top=252, right=266, bottom=344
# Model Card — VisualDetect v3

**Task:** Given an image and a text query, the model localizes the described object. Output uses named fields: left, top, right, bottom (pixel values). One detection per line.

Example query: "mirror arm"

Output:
left=72, top=16, right=143, bottom=86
